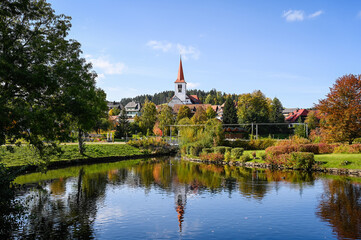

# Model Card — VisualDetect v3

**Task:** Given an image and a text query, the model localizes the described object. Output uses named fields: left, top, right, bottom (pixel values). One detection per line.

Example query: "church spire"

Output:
left=175, top=57, right=185, bottom=83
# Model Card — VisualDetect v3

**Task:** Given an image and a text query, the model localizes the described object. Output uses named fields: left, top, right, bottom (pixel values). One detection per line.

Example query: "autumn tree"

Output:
left=223, top=96, right=237, bottom=124
left=109, top=107, right=120, bottom=116
left=305, top=110, right=319, bottom=130
left=177, top=105, right=191, bottom=122
left=317, top=74, right=361, bottom=144
left=206, top=106, right=217, bottom=119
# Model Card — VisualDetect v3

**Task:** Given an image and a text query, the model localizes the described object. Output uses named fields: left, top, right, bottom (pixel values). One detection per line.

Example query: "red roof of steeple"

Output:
left=175, top=58, right=186, bottom=83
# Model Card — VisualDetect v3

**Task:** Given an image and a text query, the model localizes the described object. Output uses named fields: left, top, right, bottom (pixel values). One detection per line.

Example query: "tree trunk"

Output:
left=78, top=128, right=85, bottom=155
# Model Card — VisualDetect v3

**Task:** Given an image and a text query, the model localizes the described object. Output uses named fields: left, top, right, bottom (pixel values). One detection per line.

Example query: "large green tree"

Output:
left=223, top=96, right=237, bottom=124
left=176, top=105, right=191, bottom=122
left=115, top=109, right=130, bottom=138
left=140, top=100, right=157, bottom=134
left=158, top=105, right=174, bottom=135
left=237, top=90, right=271, bottom=124
left=269, top=97, right=285, bottom=123
left=0, top=0, right=107, bottom=154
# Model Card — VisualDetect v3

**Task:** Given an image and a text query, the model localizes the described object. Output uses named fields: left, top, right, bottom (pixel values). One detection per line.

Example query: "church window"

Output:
left=178, top=84, right=182, bottom=93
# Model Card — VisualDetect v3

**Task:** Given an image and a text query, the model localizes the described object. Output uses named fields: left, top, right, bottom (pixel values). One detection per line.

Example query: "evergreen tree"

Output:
left=223, top=96, right=238, bottom=124
left=115, top=109, right=129, bottom=138
left=269, top=97, right=285, bottom=123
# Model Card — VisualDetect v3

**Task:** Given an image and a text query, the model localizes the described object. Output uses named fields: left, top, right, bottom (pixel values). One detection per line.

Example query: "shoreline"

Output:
left=182, top=156, right=361, bottom=177
left=8, top=151, right=177, bottom=176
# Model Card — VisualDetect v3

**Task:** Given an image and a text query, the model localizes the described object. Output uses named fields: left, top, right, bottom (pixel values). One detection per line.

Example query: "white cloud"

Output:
left=177, top=44, right=200, bottom=60
left=87, top=56, right=126, bottom=75
left=146, top=40, right=172, bottom=52
left=147, top=40, right=200, bottom=60
left=283, top=10, right=304, bottom=22
left=187, top=82, right=200, bottom=89
left=308, top=10, right=324, bottom=19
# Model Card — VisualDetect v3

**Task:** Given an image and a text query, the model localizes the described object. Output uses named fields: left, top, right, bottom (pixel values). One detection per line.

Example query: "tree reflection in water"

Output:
left=317, top=179, right=361, bottom=240
left=11, top=158, right=361, bottom=239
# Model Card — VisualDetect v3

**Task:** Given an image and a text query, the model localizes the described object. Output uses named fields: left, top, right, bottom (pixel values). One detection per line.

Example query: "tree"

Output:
left=191, top=107, right=207, bottom=124
left=0, top=0, right=107, bottom=155
left=305, top=110, right=319, bottom=130
left=204, top=94, right=214, bottom=104
left=158, top=105, right=174, bottom=135
left=269, top=98, right=285, bottom=123
left=294, top=118, right=306, bottom=138
left=177, top=105, right=191, bottom=122
left=206, top=106, right=217, bottom=119
left=237, top=90, right=271, bottom=124
left=317, top=74, right=361, bottom=144
left=115, top=109, right=129, bottom=138
left=223, top=96, right=237, bottom=124
left=109, top=107, right=120, bottom=116
left=140, top=100, right=157, bottom=134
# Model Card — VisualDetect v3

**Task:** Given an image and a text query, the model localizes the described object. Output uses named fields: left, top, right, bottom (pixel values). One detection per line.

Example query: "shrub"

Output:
left=333, top=144, right=361, bottom=154
left=224, top=147, right=232, bottom=153
left=231, top=148, right=244, bottom=159
left=318, top=143, right=336, bottom=154
left=202, top=148, right=213, bottom=154
left=276, top=136, right=311, bottom=146
left=199, top=152, right=224, bottom=162
left=224, top=151, right=232, bottom=162
left=239, top=154, right=251, bottom=163
left=190, top=145, right=203, bottom=156
left=213, top=146, right=226, bottom=154
left=186, top=144, right=193, bottom=155
left=265, top=152, right=315, bottom=170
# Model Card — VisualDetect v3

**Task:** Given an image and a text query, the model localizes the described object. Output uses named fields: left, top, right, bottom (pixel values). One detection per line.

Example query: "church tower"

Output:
left=174, top=58, right=191, bottom=104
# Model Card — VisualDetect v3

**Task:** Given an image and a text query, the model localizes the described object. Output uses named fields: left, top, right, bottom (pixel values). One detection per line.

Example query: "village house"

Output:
left=124, top=101, right=141, bottom=120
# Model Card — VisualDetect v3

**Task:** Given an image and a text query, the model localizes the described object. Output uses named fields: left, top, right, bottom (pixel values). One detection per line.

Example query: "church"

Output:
left=168, top=58, right=201, bottom=108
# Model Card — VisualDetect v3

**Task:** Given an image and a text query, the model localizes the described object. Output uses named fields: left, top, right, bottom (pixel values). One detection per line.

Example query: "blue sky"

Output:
left=49, top=0, right=361, bottom=108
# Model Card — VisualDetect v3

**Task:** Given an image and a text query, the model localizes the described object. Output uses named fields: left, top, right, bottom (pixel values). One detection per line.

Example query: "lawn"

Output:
left=315, top=154, right=361, bottom=169
left=0, top=144, right=142, bottom=167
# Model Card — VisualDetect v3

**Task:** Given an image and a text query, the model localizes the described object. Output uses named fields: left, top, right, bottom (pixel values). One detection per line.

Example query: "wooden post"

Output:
left=256, top=124, right=258, bottom=139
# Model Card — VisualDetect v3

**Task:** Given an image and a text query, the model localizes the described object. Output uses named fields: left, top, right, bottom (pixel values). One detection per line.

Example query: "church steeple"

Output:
left=175, top=57, right=185, bottom=83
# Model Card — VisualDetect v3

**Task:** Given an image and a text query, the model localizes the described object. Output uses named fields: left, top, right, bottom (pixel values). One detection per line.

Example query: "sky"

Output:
left=48, top=0, right=361, bottom=108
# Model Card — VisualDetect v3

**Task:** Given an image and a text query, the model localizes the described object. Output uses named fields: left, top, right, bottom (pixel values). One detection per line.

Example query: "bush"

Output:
left=224, top=147, right=232, bottom=153
left=224, top=151, right=232, bottom=162
left=333, top=144, right=361, bottom=154
left=231, top=148, right=244, bottom=159
left=199, top=152, right=224, bottom=162
left=202, top=148, right=213, bottom=154
left=266, top=143, right=337, bottom=156
left=239, top=154, right=251, bottom=163
left=213, top=146, right=226, bottom=154
left=224, top=138, right=277, bottom=150
left=265, top=152, right=315, bottom=170
left=190, top=145, right=203, bottom=156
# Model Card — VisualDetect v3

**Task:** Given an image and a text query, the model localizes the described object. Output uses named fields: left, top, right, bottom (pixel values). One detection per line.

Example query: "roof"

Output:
left=282, top=108, right=299, bottom=114
left=172, top=104, right=211, bottom=114
left=125, top=101, right=141, bottom=110
left=285, top=109, right=309, bottom=123
left=188, top=95, right=202, bottom=104
left=174, top=58, right=186, bottom=83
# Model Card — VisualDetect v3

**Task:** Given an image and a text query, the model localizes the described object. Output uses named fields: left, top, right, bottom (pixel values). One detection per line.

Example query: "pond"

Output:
left=6, top=157, right=361, bottom=239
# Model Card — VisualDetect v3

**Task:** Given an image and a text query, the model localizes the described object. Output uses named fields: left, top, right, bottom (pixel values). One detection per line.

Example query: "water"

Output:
left=7, top=157, right=361, bottom=239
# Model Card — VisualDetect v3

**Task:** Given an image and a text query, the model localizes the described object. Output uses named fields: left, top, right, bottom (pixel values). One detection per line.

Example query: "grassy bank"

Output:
left=0, top=144, right=142, bottom=167
left=315, top=154, right=361, bottom=169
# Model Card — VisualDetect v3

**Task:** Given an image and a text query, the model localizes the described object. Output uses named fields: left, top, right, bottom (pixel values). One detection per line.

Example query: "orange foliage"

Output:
left=317, top=74, right=361, bottom=143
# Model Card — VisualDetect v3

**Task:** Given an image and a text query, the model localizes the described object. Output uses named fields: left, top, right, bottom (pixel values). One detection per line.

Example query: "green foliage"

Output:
left=0, top=0, right=108, bottom=156
left=127, top=138, right=171, bottom=154
left=213, top=146, right=226, bottom=154
left=206, top=106, right=217, bottom=119
left=239, top=154, right=251, bottom=163
left=140, top=100, right=157, bottom=134
left=223, top=96, right=238, bottom=124
left=224, top=151, right=232, bottom=162
left=202, top=148, right=213, bottom=154
left=115, top=109, right=130, bottom=138
left=109, top=107, right=120, bottom=116
left=269, top=97, right=285, bottom=123
left=223, top=138, right=276, bottom=150
left=158, top=105, right=174, bottom=135
left=191, top=107, right=207, bottom=124
left=237, top=90, right=271, bottom=124
left=305, top=110, right=319, bottom=130
left=190, top=145, right=203, bottom=157
left=266, top=152, right=315, bottom=170
left=294, top=118, right=307, bottom=138
left=231, top=148, right=244, bottom=159
left=177, top=105, right=192, bottom=122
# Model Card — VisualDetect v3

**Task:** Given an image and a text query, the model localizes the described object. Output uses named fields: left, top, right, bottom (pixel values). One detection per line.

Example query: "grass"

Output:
left=0, top=144, right=142, bottom=167
left=315, top=154, right=361, bottom=169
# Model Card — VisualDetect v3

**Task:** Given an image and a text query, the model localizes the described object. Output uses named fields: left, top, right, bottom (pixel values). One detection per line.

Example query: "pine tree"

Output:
left=223, top=96, right=237, bottom=124
left=115, top=109, right=129, bottom=138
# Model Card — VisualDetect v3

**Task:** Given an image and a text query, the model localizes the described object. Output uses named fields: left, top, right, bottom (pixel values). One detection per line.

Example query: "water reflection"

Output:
left=317, top=179, right=361, bottom=239
left=10, top=157, right=361, bottom=239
